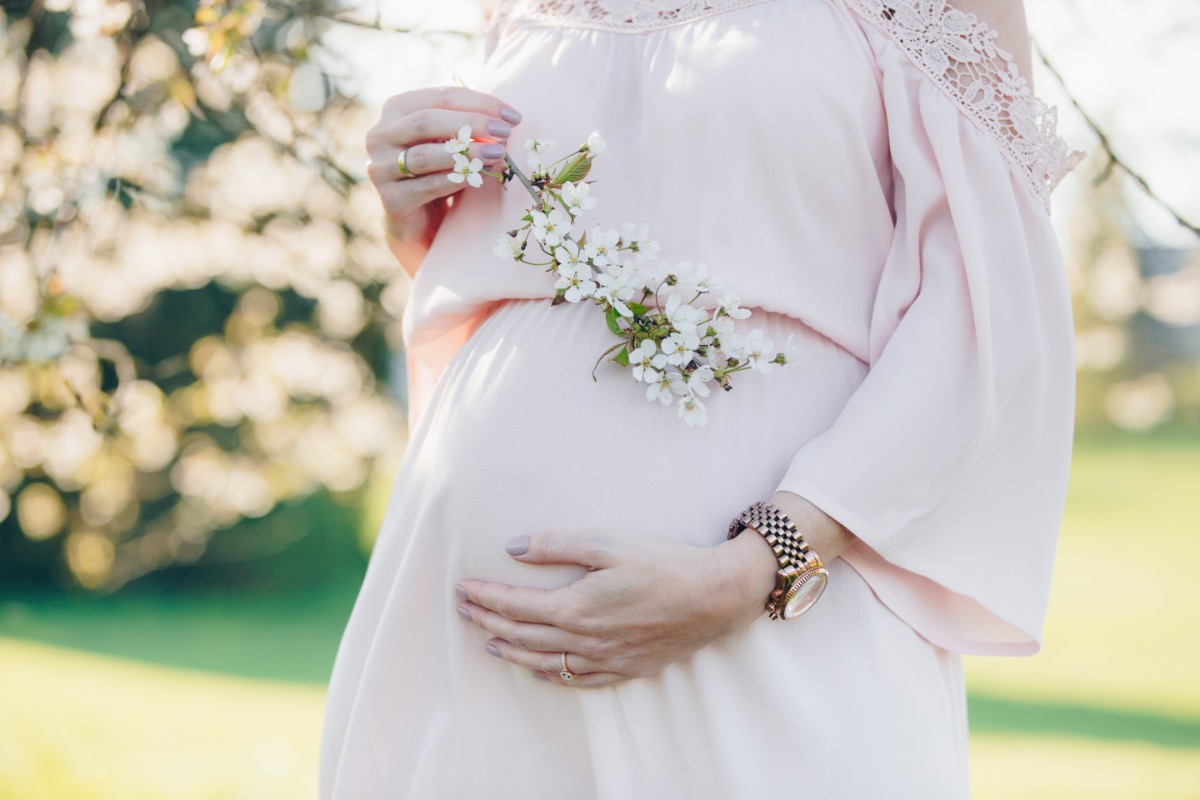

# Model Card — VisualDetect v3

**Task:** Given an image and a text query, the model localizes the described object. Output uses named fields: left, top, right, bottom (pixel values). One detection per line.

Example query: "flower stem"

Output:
left=503, top=155, right=541, bottom=203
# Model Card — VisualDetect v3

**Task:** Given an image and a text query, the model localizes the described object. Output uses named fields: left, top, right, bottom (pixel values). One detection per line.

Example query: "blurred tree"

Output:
left=0, top=0, right=411, bottom=591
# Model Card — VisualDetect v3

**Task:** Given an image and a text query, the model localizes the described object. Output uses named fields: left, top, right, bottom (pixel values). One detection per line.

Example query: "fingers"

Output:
left=508, top=530, right=621, bottom=569
left=457, top=579, right=560, bottom=625
left=376, top=108, right=514, bottom=151
left=458, top=600, right=579, bottom=654
left=485, top=639, right=603, bottom=677
left=368, top=139, right=505, bottom=186
left=485, top=639, right=626, bottom=687
left=384, top=86, right=522, bottom=125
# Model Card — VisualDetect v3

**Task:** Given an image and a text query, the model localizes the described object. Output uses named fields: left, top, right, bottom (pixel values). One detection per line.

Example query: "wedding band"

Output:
left=396, top=148, right=415, bottom=178
left=560, top=652, right=576, bottom=682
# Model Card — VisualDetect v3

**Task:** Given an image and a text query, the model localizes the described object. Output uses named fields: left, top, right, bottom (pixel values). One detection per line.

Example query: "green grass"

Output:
left=1, top=432, right=1198, bottom=798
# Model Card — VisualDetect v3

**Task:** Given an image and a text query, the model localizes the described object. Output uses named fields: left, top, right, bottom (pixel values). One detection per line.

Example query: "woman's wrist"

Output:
left=713, top=491, right=856, bottom=623
left=766, top=490, right=855, bottom=564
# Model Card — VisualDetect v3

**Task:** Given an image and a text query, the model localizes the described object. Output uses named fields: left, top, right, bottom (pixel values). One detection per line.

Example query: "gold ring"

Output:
left=560, top=652, right=576, bottom=682
left=396, top=148, right=414, bottom=178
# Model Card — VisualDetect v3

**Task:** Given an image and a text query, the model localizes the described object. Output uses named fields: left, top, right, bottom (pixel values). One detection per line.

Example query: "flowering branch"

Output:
left=445, top=128, right=797, bottom=427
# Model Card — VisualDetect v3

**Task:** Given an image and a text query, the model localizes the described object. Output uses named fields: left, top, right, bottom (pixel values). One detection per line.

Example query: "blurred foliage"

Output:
left=1065, top=162, right=1200, bottom=434
left=0, top=0, right=410, bottom=591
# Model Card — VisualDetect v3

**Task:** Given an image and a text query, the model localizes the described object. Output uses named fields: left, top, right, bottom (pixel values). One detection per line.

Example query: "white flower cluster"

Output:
left=450, top=131, right=797, bottom=426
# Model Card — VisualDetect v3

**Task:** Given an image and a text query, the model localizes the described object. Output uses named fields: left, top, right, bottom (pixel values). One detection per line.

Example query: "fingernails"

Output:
left=499, top=106, right=522, bottom=125
left=485, top=643, right=501, bottom=657
left=454, top=585, right=468, bottom=601
left=505, top=535, right=529, bottom=556
left=532, top=672, right=550, bottom=681
left=457, top=606, right=471, bottom=620
left=480, top=142, right=505, bottom=159
left=487, top=120, right=512, bottom=138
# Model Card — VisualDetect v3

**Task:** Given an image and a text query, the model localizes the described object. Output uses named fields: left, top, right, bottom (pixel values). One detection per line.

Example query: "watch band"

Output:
left=728, top=501, right=827, bottom=620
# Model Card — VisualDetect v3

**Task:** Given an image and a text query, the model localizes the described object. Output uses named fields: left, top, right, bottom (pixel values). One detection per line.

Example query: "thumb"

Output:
left=505, top=530, right=619, bottom=569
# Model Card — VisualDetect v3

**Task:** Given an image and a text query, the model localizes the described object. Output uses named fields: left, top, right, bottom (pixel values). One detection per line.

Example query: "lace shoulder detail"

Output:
left=846, top=0, right=1084, bottom=210
left=498, top=0, right=778, bottom=34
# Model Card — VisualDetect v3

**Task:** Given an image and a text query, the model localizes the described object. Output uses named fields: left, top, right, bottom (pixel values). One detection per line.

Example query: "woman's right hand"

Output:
left=365, top=87, right=522, bottom=278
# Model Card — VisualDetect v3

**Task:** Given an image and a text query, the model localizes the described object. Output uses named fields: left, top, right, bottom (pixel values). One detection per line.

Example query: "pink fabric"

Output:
left=323, top=0, right=1077, bottom=795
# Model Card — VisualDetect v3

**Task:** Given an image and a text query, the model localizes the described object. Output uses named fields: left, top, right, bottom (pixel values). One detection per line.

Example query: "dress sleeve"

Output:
left=775, top=0, right=1084, bottom=656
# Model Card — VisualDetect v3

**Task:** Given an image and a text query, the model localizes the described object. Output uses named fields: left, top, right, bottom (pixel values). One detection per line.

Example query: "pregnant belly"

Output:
left=395, top=298, right=866, bottom=592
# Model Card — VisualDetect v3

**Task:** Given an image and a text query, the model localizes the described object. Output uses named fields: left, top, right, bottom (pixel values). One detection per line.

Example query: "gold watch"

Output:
left=728, top=501, right=829, bottom=620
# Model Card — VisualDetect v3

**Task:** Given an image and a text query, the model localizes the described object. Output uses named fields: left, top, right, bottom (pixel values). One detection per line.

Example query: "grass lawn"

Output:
left=1, top=433, right=1198, bottom=798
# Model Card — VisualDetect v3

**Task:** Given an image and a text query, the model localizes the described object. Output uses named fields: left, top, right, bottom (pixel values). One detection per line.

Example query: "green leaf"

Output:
left=628, top=302, right=649, bottom=316
left=604, top=306, right=624, bottom=336
left=520, top=213, right=533, bottom=223
left=554, top=154, right=592, bottom=186
left=612, top=346, right=630, bottom=367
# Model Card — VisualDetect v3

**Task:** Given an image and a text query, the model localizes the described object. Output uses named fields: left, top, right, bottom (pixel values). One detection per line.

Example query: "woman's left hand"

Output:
left=455, top=526, right=778, bottom=687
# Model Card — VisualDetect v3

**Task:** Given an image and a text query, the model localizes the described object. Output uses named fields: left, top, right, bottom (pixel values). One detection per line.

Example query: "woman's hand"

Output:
left=456, top=528, right=774, bottom=686
left=365, top=86, right=522, bottom=278
left=455, top=492, right=854, bottom=687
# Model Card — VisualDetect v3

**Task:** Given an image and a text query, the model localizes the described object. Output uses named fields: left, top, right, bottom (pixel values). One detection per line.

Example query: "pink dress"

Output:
left=319, top=0, right=1082, bottom=796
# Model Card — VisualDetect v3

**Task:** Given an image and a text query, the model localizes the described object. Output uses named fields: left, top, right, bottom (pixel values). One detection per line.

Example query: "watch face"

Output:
left=782, top=570, right=829, bottom=620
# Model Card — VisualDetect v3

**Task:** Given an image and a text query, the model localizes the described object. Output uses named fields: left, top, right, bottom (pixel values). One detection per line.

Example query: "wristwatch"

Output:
left=728, top=501, right=829, bottom=620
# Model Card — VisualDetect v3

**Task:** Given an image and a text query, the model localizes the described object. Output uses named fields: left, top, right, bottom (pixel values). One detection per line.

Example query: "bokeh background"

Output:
left=1, top=0, right=1197, bottom=797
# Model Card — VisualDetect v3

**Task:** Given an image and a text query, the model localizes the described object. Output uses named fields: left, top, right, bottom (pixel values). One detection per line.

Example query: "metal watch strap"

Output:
left=727, top=501, right=821, bottom=572
left=728, top=501, right=827, bottom=620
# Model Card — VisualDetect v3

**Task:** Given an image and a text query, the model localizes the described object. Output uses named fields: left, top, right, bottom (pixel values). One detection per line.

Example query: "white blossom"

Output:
left=645, top=372, right=674, bottom=405
left=554, top=263, right=597, bottom=303
left=686, top=365, right=715, bottom=397
left=594, top=265, right=637, bottom=317
left=531, top=208, right=569, bottom=247
left=444, top=124, right=472, bottom=155
left=673, top=260, right=715, bottom=296
left=778, top=334, right=801, bottom=366
left=677, top=394, right=708, bottom=427
left=584, top=131, right=606, bottom=155
left=554, top=239, right=586, bottom=271
left=734, top=329, right=777, bottom=374
left=629, top=339, right=667, bottom=383
left=620, top=221, right=660, bottom=257
left=448, top=153, right=484, bottom=188
left=664, top=292, right=704, bottom=335
left=717, top=291, right=751, bottom=320
left=493, top=232, right=523, bottom=261
left=560, top=181, right=597, bottom=216
left=524, top=138, right=555, bottom=172
left=661, top=330, right=700, bottom=366
left=708, top=315, right=736, bottom=341
left=583, top=226, right=621, bottom=267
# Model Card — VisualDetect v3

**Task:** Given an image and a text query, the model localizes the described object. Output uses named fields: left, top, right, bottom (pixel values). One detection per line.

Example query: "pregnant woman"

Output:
left=319, top=0, right=1081, bottom=796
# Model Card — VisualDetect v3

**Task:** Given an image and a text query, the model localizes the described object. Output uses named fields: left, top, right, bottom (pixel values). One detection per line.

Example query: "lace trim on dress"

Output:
left=847, top=0, right=1084, bottom=211
left=498, top=0, right=779, bottom=33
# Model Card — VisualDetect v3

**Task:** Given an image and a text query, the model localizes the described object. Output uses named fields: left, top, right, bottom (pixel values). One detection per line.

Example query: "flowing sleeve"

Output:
left=776, top=0, right=1085, bottom=655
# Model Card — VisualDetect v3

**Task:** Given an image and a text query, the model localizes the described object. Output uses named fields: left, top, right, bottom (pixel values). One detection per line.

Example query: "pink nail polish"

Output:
left=457, top=606, right=471, bottom=620
left=505, top=535, right=529, bottom=556
left=499, top=106, right=522, bottom=125
left=454, top=585, right=468, bottom=600
left=485, top=643, right=501, bottom=657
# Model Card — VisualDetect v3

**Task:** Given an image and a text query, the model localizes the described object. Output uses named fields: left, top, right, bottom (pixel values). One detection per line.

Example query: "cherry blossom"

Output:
left=444, top=124, right=472, bottom=155
left=448, top=153, right=483, bottom=188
